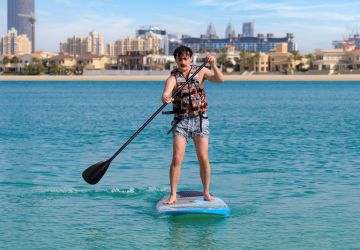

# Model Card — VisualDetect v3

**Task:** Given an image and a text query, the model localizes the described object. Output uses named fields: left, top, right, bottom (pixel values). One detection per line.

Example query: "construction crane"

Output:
left=18, top=12, right=36, bottom=53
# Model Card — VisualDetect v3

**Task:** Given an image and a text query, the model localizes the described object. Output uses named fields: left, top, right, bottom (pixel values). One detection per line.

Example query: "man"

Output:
left=161, top=45, right=224, bottom=204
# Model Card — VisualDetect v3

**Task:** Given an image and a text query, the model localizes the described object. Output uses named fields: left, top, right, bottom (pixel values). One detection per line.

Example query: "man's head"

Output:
left=173, top=45, right=193, bottom=71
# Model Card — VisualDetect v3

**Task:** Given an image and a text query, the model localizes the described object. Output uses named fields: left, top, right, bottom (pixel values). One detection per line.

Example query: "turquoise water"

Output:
left=1, top=81, right=359, bottom=249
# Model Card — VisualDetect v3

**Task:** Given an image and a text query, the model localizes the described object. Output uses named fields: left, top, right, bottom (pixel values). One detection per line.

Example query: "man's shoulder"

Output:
left=166, top=74, right=176, bottom=83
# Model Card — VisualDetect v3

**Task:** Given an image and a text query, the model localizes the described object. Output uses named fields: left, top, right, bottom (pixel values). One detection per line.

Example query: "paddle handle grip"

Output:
left=109, top=60, right=208, bottom=162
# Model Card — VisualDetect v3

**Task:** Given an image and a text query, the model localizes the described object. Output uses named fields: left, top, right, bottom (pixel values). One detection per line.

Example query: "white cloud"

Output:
left=194, top=0, right=360, bottom=22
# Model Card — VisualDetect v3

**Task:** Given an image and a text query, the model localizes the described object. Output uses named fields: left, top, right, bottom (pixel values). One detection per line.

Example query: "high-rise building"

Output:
left=107, top=43, right=115, bottom=57
left=206, top=23, right=218, bottom=39
left=1, top=28, right=32, bottom=55
left=60, top=36, right=83, bottom=55
left=84, top=32, right=105, bottom=56
left=112, top=34, right=160, bottom=56
left=60, top=32, right=105, bottom=56
left=242, top=22, right=254, bottom=37
left=136, top=26, right=168, bottom=55
left=7, top=0, right=35, bottom=52
left=225, top=22, right=236, bottom=38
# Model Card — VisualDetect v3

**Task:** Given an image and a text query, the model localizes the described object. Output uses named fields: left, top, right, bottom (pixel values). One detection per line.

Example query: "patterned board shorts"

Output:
left=171, top=113, right=209, bottom=142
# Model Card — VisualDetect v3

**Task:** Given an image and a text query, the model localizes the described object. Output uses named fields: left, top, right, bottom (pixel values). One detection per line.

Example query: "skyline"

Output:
left=1, top=0, right=360, bottom=53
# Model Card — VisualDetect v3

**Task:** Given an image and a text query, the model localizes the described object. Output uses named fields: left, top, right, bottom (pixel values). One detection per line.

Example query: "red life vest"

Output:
left=171, top=65, right=208, bottom=118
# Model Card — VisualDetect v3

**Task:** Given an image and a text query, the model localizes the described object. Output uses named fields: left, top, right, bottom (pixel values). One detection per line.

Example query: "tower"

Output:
left=7, top=0, right=35, bottom=52
left=242, top=22, right=254, bottom=37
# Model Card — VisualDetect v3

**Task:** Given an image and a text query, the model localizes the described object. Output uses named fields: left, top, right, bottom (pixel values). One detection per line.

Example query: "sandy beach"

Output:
left=1, top=74, right=360, bottom=81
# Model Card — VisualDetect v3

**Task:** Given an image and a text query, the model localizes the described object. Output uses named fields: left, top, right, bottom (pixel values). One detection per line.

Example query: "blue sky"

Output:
left=1, top=0, right=360, bottom=53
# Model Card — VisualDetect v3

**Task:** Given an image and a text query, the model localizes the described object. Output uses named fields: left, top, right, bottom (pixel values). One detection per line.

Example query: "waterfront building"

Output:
left=268, top=43, right=294, bottom=73
left=7, top=0, right=35, bottom=52
left=0, top=28, right=32, bottom=55
left=242, top=22, right=254, bottom=37
left=108, top=52, right=174, bottom=71
left=143, top=54, right=175, bottom=70
left=239, top=52, right=269, bottom=73
left=313, top=48, right=360, bottom=72
left=0, top=51, right=57, bottom=73
left=49, top=54, right=77, bottom=68
left=76, top=54, right=114, bottom=70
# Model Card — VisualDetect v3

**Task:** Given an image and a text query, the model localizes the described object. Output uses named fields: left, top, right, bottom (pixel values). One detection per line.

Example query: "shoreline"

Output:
left=1, top=74, right=360, bottom=82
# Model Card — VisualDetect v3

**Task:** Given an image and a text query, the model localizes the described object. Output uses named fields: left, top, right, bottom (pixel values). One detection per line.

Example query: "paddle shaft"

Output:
left=108, top=61, right=208, bottom=162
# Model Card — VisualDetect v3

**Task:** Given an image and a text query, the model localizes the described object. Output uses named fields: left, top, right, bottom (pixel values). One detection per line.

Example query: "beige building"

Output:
left=60, top=32, right=105, bottom=56
left=268, top=43, right=294, bottom=73
left=84, top=32, right=105, bottom=56
left=254, top=53, right=269, bottom=72
left=239, top=52, right=269, bottom=73
left=107, top=43, right=115, bottom=57
left=112, top=34, right=160, bottom=56
left=60, top=36, right=83, bottom=56
left=0, top=52, right=57, bottom=73
left=313, top=48, right=360, bottom=72
left=49, top=54, right=77, bottom=68
left=77, top=54, right=114, bottom=70
left=1, top=28, right=32, bottom=55
left=143, top=54, right=175, bottom=70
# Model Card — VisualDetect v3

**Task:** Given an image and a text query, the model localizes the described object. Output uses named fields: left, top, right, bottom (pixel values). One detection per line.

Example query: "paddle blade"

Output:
left=82, top=160, right=111, bottom=185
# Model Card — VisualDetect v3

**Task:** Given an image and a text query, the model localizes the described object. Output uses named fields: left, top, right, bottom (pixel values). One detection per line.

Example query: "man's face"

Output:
left=175, top=53, right=192, bottom=71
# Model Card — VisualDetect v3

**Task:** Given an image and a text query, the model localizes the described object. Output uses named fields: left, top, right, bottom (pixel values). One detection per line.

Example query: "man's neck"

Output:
left=179, top=65, right=192, bottom=75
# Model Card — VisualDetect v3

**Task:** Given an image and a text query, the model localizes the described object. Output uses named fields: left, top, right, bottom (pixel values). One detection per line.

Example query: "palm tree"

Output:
left=240, top=51, right=252, bottom=71
left=217, top=52, right=228, bottom=71
left=10, top=56, right=19, bottom=64
left=305, top=53, right=315, bottom=60
left=234, top=57, right=241, bottom=71
left=305, top=53, right=315, bottom=69
left=291, top=50, right=302, bottom=60
left=3, top=56, right=10, bottom=65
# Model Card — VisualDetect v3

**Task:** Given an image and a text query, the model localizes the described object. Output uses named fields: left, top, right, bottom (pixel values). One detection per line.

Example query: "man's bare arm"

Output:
left=161, top=75, right=176, bottom=103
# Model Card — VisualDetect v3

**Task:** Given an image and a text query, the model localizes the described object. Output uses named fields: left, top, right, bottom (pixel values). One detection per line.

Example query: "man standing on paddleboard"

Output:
left=161, top=45, right=224, bottom=204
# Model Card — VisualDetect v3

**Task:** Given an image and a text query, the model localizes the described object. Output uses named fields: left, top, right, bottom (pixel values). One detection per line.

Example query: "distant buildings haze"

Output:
left=170, top=22, right=297, bottom=54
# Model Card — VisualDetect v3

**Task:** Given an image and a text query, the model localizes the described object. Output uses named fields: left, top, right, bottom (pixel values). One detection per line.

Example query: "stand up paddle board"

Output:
left=156, top=191, right=230, bottom=216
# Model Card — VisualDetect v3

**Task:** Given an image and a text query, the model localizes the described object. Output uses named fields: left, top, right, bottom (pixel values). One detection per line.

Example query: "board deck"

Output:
left=156, top=191, right=230, bottom=216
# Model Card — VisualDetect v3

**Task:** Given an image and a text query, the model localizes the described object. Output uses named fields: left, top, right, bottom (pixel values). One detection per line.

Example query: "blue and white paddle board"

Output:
left=156, top=191, right=230, bottom=216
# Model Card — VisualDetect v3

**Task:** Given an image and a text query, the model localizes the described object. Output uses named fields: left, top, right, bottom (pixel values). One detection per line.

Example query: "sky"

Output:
left=1, top=0, right=360, bottom=53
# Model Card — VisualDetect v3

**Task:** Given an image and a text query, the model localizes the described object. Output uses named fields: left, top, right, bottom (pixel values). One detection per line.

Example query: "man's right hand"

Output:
left=161, top=95, right=174, bottom=104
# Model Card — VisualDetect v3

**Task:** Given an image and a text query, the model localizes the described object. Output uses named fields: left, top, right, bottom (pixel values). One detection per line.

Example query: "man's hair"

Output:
left=173, top=45, right=193, bottom=59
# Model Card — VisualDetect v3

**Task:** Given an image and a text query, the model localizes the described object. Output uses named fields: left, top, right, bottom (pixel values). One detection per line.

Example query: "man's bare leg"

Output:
left=164, top=136, right=187, bottom=204
left=193, top=136, right=214, bottom=201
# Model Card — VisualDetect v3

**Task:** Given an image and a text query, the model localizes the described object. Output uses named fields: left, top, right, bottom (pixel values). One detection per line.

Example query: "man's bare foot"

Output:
left=164, top=194, right=177, bottom=205
left=204, top=193, right=214, bottom=201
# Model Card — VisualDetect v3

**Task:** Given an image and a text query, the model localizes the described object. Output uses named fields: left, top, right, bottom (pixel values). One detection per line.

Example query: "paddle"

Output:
left=82, top=60, right=208, bottom=185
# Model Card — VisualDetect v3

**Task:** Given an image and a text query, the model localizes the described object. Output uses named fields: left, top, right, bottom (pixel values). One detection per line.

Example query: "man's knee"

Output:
left=198, top=154, right=209, bottom=166
left=172, top=154, right=184, bottom=166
